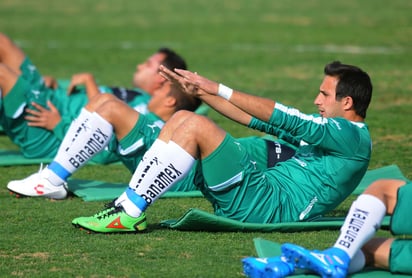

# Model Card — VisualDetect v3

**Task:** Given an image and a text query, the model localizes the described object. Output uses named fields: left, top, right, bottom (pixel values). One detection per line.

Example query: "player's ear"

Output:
left=166, top=95, right=177, bottom=108
left=164, top=82, right=177, bottom=107
left=343, top=96, right=354, bottom=111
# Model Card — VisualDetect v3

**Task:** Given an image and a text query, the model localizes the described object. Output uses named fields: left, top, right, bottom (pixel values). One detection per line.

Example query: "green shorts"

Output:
left=391, top=181, right=412, bottom=235
left=193, top=134, right=295, bottom=223
left=20, top=57, right=44, bottom=89
left=1, top=57, right=118, bottom=164
left=390, top=239, right=412, bottom=274
left=1, top=59, right=64, bottom=158
left=3, top=58, right=52, bottom=118
left=111, top=114, right=162, bottom=173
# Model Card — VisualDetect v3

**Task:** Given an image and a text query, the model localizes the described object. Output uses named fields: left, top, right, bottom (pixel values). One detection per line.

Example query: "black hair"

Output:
left=158, top=48, right=201, bottom=112
left=157, top=47, right=187, bottom=71
left=324, top=61, right=373, bottom=119
left=168, top=83, right=202, bottom=113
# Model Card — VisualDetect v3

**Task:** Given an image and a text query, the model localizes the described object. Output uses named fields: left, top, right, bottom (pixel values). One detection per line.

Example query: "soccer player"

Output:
left=244, top=178, right=412, bottom=277
left=7, top=76, right=203, bottom=199
left=69, top=60, right=373, bottom=233
left=7, top=75, right=297, bottom=202
left=0, top=32, right=187, bottom=163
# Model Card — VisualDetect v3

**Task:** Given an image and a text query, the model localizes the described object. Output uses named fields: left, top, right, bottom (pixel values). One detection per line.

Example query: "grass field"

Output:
left=1, top=0, right=411, bottom=277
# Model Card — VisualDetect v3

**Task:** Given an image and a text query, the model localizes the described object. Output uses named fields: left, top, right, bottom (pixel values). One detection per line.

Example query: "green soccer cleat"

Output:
left=73, top=204, right=147, bottom=233
left=72, top=200, right=116, bottom=226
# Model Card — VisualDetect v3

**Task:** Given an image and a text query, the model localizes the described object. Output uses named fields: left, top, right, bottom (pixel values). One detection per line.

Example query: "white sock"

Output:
left=134, top=141, right=195, bottom=202
left=57, top=108, right=92, bottom=152
left=117, top=141, right=195, bottom=217
left=47, top=111, right=113, bottom=185
left=41, top=109, right=91, bottom=185
left=128, top=139, right=169, bottom=188
left=334, top=194, right=386, bottom=258
left=115, top=139, right=169, bottom=216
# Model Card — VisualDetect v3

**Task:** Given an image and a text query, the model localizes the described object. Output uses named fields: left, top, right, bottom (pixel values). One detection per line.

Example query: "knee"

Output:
left=166, top=110, right=199, bottom=130
left=0, top=63, right=14, bottom=81
left=365, top=179, right=405, bottom=194
left=364, top=179, right=406, bottom=204
left=172, top=110, right=210, bottom=130
left=170, top=110, right=196, bottom=122
left=86, top=93, right=117, bottom=110
left=96, top=93, right=117, bottom=102
left=163, top=110, right=209, bottom=137
left=0, top=33, right=10, bottom=45
left=0, top=33, right=14, bottom=53
left=95, top=97, right=124, bottom=118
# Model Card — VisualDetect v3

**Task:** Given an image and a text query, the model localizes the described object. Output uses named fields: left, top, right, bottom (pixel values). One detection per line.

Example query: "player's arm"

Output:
left=191, top=91, right=253, bottom=125
left=67, top=72, right=100, bottom=99
left=170, top=67, right=276, bottom=123
left=43, top=75, right=58, bottom=89
left=25, top=101, right=61, bottom=130
left=160, top=66, right=253, bottom=125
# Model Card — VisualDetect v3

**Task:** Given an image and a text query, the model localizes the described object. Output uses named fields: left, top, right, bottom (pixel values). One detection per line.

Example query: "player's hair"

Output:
left=324, top=61, right=373, bottom=119
left=168, top=83, right=202, bottom=113
left=157, top=48, right=201, bottom=112
left=156, top=47, right=201, bottom=112
left=158, top=47, right=187, bottom=71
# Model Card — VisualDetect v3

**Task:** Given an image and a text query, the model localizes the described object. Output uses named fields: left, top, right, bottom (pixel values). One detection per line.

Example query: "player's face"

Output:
left=133, top=52, right=167, bottom=95
left=313, top=75, right=346, bottom=118
left=147, top=81, right=173, bottom=112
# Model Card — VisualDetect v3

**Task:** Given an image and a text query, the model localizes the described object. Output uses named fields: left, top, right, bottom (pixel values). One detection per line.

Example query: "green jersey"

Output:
left=197, top=102, right=371, bottom=223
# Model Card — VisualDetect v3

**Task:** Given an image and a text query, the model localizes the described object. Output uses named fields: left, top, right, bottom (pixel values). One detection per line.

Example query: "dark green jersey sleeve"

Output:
left=269, top=102, right=371, bottom=157
left=248, top=116, right=301, bottom=147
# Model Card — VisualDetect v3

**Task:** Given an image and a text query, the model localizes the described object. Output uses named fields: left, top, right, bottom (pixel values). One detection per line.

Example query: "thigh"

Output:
left=196, top=134, right=288, bottom=223
left=0, top=64, right=19, bottom=94
left=113, top=114, right=161, bottom=172
left=0, top=33, right=25, bottom=73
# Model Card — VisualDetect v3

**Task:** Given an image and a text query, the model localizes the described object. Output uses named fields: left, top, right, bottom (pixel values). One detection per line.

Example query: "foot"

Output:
left=242, top=256, right=294, bottom=278
left=281, top=243, right=350, bottom=278
left=7, top=166, right=67, bottom=200
left=73, top=204, right=147, bottom=233
left=71, top=200, right=116, bottom=226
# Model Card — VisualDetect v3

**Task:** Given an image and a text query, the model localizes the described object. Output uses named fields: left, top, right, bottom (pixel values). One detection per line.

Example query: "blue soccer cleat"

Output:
left=242, top=256, right=294, bottom=278
left=281, top=243, right=350, bottom=278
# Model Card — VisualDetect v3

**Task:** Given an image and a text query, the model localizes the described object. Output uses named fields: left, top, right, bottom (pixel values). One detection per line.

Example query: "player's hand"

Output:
left=25, top=101, right=61, bottom=130
left=67, top=73, right=92, bottom=94
left=172, top=68, right=219, bottom=97
left=67, top=73, right=100, bottom=99
left=159, top=65, right=218, bottom=97
left=43, top=75, right=58, bottom=89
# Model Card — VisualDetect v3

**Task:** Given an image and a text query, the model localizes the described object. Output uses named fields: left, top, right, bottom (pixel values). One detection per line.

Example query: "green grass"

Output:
left=1, top=0, right=411, bottom=277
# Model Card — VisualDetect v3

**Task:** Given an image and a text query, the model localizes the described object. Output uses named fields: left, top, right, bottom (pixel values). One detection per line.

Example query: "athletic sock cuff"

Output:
left=126, top=187, right=148, bottom=211
left=48, top=161, right=71, bottom=180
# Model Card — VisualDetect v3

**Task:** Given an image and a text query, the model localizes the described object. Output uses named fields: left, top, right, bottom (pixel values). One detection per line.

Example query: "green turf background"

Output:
left=0, top=0, right=411, bottom=277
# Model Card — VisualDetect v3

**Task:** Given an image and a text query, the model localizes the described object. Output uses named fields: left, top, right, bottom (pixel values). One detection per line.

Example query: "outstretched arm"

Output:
left=167, top=67, right=276, bottom=123
left=160, top=65, right=254, bottom=126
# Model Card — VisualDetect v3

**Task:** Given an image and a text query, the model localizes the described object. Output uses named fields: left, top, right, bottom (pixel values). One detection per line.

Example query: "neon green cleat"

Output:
left=72, top=200, right=116, bottom=226
left=73, top=205, right=147, bottom=233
